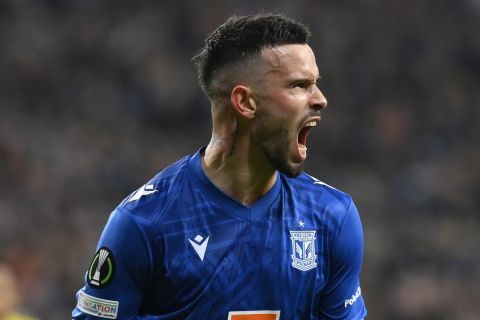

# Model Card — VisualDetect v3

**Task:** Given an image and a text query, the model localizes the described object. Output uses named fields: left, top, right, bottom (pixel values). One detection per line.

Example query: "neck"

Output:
left=202, top=134, right=277, bottom=207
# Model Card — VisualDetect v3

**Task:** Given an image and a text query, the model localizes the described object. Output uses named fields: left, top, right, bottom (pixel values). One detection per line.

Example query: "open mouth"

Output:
left=298, top=120, right=317, bottom=150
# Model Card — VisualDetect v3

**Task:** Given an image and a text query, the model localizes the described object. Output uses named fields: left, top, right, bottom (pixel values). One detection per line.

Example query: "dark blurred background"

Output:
left=0, top=0, right=479, bottom=319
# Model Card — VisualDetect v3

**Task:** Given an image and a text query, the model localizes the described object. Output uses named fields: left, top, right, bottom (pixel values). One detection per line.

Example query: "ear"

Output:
left=230, top=85, right=256, bottom=119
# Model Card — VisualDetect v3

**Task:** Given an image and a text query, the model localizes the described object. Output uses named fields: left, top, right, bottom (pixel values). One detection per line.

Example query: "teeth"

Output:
left=305, top=121, right=317, bottom=127
left=299, top=144, right=307, bottom=150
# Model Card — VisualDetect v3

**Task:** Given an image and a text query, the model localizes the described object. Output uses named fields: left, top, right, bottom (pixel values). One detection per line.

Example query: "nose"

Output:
left=310, top=85, right=327, bottom=111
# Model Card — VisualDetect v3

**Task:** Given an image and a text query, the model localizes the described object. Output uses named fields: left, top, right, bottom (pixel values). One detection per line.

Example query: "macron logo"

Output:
left=344, top=287, right=362, bottom=308
left=188, top=235, right=209, bottom=261
left=310, top=175, right=323, bottom=185
left=306, top=173, right=325, bottom=186
left=306, top=174, right=339, bottom=191
left=127, top=184, right=157, bottom=202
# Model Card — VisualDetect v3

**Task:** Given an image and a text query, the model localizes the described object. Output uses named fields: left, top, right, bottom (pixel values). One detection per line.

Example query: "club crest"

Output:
left=290, top=230, right=317, bottom=271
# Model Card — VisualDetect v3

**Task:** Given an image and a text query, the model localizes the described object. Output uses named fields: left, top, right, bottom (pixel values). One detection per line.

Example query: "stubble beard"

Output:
left=253, top=118, right=304, bottom=178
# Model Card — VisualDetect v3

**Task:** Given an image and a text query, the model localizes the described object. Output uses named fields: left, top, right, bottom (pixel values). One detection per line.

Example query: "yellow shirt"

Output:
left=2, top=312, right=37, bottom=320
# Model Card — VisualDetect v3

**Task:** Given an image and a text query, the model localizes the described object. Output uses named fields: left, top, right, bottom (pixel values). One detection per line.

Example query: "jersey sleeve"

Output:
left=72, top=207, right=156, bottom=319
left=319, top=199, right=367, bottom=319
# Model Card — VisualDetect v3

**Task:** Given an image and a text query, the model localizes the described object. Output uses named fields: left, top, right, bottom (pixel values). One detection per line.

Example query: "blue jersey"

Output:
left=72, top=149, right=367, bottom=319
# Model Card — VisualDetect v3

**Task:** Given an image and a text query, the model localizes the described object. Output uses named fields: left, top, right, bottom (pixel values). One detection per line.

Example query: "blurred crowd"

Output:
left=0, top=0, right=478, bottom=319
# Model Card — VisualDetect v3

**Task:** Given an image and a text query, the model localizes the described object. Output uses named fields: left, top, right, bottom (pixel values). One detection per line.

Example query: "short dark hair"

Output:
left=192, top=14, right=311, bottom=95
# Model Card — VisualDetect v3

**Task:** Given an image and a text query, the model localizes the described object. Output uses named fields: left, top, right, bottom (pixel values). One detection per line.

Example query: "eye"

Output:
left=291, top=81, right=310, bottom=89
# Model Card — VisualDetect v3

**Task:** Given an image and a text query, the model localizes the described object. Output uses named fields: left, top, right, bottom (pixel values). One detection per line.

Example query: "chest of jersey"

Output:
left=145, top=193, right=329, bottom=319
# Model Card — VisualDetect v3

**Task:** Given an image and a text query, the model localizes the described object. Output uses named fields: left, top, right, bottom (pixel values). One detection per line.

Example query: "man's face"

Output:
left=251, top=44, right=327, bottom=177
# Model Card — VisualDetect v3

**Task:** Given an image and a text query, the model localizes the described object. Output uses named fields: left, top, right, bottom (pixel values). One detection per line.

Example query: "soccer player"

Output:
left=72, top=14, right=367, bottom=319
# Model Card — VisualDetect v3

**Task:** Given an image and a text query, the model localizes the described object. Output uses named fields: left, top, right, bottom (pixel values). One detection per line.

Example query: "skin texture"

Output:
left=202, top=44, right=327, bottom=206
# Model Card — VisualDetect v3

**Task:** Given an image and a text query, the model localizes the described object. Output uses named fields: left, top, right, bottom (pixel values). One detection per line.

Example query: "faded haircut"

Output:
left=192, top=14, right=311, bottom=96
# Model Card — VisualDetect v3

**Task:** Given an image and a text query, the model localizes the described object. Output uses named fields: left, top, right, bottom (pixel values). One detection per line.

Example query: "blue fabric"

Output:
left=72, top=148, right=367, bottom=319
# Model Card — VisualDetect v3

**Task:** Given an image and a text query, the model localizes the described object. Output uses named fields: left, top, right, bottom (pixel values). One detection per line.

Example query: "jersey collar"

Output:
left=188, top=147, right=282, bottom=222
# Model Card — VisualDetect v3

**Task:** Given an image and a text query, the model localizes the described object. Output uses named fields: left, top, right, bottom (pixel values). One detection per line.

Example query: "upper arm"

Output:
left=319, top=199, right=367, bottom=319
left=72, top=208, right=155, bottom=319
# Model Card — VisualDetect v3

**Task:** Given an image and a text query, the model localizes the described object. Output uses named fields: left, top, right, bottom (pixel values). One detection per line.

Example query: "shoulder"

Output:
left=116, top=154, right=193, bottom=219
left=286, top=172, right=354, bottom=212
left=282, top=172, right=359, bottom=236
left=288, top=173, right=365, bottom=260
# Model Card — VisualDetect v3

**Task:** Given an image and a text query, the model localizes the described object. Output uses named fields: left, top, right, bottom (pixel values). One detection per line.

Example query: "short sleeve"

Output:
left=72, top=208, right=155, bottom=319
left=319, top=199, right=367, bottom=319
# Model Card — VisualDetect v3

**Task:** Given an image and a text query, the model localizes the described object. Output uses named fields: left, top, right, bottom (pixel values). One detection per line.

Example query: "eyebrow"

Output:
left=288, top=74, right=322, bottom=84
left=262, top=65, right=321, bottom=85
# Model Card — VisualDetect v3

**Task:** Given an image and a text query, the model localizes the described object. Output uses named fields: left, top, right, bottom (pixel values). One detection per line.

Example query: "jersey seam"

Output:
left=116, top=207, right=156, bottom=282
left=325, top=195, right=353, bottom=288
left=331, top=196, right=353, bottom=251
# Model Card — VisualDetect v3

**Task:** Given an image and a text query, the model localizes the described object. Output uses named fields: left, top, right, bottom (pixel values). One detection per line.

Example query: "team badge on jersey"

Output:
left=290, top=230, right=317, bottom=271
left=87, top=247, right=116, bottom=289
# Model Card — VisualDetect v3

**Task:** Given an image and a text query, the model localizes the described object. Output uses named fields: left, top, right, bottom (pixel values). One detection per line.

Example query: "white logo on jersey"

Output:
left=290, top=230, right=317, bottom=271
left=188, top=235, right=209, bottom=261
left=306, top=173, right=339, bottom=191
left=344, top=287, right=362, bottom=308
left=127, top=184, right=157, bottom=202
left=310, top=175, right=323, bottom=184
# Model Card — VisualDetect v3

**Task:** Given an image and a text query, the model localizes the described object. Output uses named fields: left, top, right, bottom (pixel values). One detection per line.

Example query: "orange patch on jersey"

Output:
left=228, top=311, right=280, bottom=320
left=230, top=315, right=276, bottom=320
